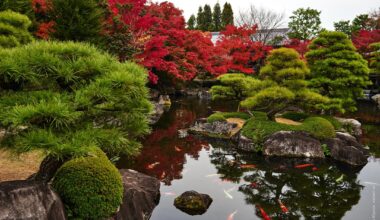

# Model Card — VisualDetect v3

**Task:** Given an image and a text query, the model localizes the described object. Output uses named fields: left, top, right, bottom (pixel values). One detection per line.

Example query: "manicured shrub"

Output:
left=0, top=10, right=33, bottom=48
left=53, top=155, right=123, bottom=219
left=302, top=117, right=335, bottom=139
left=207, top=112, right=251, bottom=123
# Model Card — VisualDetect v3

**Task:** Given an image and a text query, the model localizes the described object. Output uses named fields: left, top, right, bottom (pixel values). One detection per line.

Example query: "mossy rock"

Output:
left=174, top=191, right=213, bottom=215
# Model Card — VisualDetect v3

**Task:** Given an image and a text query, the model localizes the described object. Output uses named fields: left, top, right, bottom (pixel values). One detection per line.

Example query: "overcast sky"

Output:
left=154, top=0, right=379, bottom=29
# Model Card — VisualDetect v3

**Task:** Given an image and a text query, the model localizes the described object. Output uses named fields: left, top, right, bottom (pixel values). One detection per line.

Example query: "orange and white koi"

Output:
left=175, top=146, right=182, bottom=152
left=223, top=189, right=233, bottom=199
left=278, top=199, right=289, bottom=213
left=227, top=210, right=237, bottom=220
left=240, top=164, right=256, bottom=169
left=258, top=206, right=271, bottom=220
left=146, top=162, right=160, bottom=169
left=294, top=163, right=314, bottom=169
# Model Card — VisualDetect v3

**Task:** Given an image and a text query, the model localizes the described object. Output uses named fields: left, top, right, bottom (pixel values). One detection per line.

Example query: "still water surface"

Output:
left=119, top=98, right=380, bottom=220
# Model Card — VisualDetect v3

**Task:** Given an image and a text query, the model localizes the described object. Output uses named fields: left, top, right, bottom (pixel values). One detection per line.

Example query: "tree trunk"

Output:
left=30, top=156, right=67, bottom=183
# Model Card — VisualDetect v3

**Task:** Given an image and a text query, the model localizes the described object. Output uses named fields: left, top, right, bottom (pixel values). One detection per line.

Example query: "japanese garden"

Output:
left=0, top=0, right=379, bottom=219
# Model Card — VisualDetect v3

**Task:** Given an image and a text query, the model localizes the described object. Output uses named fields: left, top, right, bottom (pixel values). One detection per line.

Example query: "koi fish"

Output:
left=312, top=167, right=318, bottom=171
left=258, top=206, right=271, bottom=220
left=294, top=164, right=314, bottom=169
left=240, top=164, right=256, bottom=169
left=226, top=186, right=236, bottom=193
left=227, top=210, right=237, bottom=220
left=249, top=182, right=258, bottom=188
left=146, top=162, right=160, bottom=169
left=160, top=171, right=166, bottom=179
left=223, top=189, right=233, bottom=199
left=163, top=192, right=176, bottom=196
left=206, top=174, right=220, bottom=178
left=336, top=174, right=344, bottom=183
left=278, top=199, right=289, bottom=213
left=175, top=146, right=182, bottom=152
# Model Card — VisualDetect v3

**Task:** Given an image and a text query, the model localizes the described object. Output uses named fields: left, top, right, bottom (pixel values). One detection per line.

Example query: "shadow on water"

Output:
left=118, top=97, right=380, bottom=220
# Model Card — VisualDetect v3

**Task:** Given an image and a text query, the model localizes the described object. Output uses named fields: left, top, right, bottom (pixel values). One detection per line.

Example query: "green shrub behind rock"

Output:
left=53, top=154, right=123, bottom=219
left=0, top=10, right=33, bottom=48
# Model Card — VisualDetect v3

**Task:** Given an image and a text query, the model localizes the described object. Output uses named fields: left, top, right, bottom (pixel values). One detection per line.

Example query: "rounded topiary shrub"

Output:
left=303, top=117, right=335, bottom=139
left=53, top=156, right=123, bottom=219
left=0, top=10, right=33, bottom=48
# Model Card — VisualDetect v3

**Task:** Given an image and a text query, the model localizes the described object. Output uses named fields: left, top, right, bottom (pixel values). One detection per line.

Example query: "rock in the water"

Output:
left=197, top=90, right=211, bottom=100
left=149, top=101, right=165, bottom=124
left=111, top=169, right=160, bottom=220
left=0, top=180, right=66, bottom=220
left=178, top=129, right=189, bottom=138
left=189, top=121, right=239, bottom=139
left=335, top=117, right=362, bottom=137
left=323, top=132, right=369, bottom=166
left=372, top=94, right=380, bottom=109
left=158, top=95, right=171, bottom=107
left=263, top=131, right=325, bottom=158
left=237, top=133, right=256, bottom=152
left=174, top=191, right=212, bottom=215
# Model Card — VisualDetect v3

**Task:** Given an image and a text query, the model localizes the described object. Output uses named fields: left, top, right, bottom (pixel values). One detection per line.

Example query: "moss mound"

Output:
left=53, top=154, right=123, bottom=219
left=207, top=112, right=251, bottom=123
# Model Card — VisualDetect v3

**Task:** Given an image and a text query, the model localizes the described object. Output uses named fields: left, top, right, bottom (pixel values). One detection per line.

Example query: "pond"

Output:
left=118, top=97, right=380, bottom=220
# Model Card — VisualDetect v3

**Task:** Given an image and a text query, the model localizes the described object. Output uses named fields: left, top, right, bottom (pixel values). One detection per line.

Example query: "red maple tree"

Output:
left=284, top=38, right=311, bottom=59
left=352, top=30, right=380, bottom=55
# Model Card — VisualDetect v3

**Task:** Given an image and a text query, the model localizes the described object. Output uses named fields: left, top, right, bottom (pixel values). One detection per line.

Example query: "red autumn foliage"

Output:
left=284, top=38, right=311, bottom=59
left=213, top=25, right=272, bottom=74
left=32, top=0, right=51, bottom=14
left=352, top=30, right=380, bottom=55
left=35, top=21, right=55, bottom=40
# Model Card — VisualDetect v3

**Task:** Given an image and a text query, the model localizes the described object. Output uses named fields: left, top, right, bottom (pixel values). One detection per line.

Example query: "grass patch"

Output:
left=242, top=112, right=336, bottom=146
left=207, top=112, right=251, bottom=123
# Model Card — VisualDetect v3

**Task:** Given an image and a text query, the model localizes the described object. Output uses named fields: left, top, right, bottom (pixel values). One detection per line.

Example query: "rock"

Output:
left=188, top=121, right=239, bottom=139
left=335, top=117, right=362, bottom=137
left=197, top=90, right=211, bottom=100
left=0, top=128, right=5, bottom=142
left=111, top=169, right=160, bottom=220
left=174, top=191, right=212, bottom=215
left=263, top=131, right=325, bottom=158
left=0, top=180, right=66, bottom=220
left=323, top=132, right=369, bottom=166
left=372, top=94, right=380, bottom=109
left=149, top=101, right=165, bottom=124
left=178, top=129, right=189, bottom=138
left=236, top=133, right=256, bottom=152
left=158, top=95, right=171, bottom=107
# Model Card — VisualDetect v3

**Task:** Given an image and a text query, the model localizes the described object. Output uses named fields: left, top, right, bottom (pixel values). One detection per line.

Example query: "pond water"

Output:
left=118, top=98, right=380, bottom=220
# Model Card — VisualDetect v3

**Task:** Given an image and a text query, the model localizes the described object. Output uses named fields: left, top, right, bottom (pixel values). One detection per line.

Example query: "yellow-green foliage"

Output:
left=53, top=153, right=123, bottom=219
left=306, top=31, right=370, bottom=112
left=369, top=42, right=380, bottom=75
left=0, top=10, right=33, bottom=48
left=207, top=112, right=251, bottom=123
left=240, top=48, right=329, bottom=119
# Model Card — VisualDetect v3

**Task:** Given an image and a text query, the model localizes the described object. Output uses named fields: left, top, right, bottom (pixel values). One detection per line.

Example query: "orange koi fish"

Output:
left=278, top=199, right=289, bottom=213
left=240, top=164, right=256, bottom=169
left=294, top=164, right=314, bottom=169
left=175, top=146, right=182, bottom=152
left=160, top=171, right=166, bottom=179
left=146, top=162, right=160, bottom=169
left=227, top=210, right=237, bottom=220
left=258, top=206, right=271, bottom=220
left=312, top=167, right=318, bottom=171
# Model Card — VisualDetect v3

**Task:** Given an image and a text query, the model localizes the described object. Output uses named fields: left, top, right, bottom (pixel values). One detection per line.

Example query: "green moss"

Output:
left=281, top=112, right=309, bottom=122
left=242, top=112, right=336, bottom=145
left=53, top=154, right=123, bottom=219
left=207, top=112, right=251, bottom=123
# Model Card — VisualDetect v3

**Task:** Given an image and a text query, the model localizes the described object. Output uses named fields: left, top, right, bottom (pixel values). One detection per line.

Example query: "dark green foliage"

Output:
left=187, top=14, right=196, bottom=30
left=203, top=4, right=213, bottom=31
left=281, top=112, right=310, bottom=122
left=306, top=31, right=371, bottom=112
left=51, top=0, right=103, bottom=42
left=334, top=20, right=353, bottom=36
left=0, top=41, right=152, bottom=159
left=0, top=10, right=33, bottom=48
left=242, top=112, right=336, bottom=145
left=196, top=6, right=205, bottom=30
left=352, top=14, right=375, bottom=32
left=222, top=2, right=234, bottom=28
left=240, top=48, right=329, bottom=119
left=207, top=112, right=251, bottom=123
left=288, top=7, right=322, bottom=40
left=213, top=3, right=222, bottom=31
left=53, top=154, right=123, bottom=219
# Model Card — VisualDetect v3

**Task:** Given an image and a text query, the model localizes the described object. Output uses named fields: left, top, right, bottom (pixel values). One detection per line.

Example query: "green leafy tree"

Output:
left=352, top=14, right=374, bottom=32
left=196, top=6, right=205, bottom=30
left=0, top=10, right=34, bottom=48
left=203, top=4, right=213, bottom=31
left=240, top=48, right=329, bottom=119
left=51, top=0, right=103, bottom=42
left=334, top=20, right=353, bottom=36
left=288, top=7, right=322, bottom=40
left=222, top=2, right=234, bottom=29
left=306, top=31, right=371, bottom=112
left=187, top=14, right=196, bottom=30
left=213, top=2, right=222, bottom=31
left=0, top=41, right=152, bottom=180
left=369, top=42, right=380, bottom=75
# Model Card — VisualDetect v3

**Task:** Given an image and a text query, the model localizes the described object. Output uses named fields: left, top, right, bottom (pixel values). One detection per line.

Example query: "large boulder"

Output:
left=189, top=121, right=239, bottom=139
left=111, top=169, right=160, bottom=220
left=335, top=117, right=362, bottom=137
left=263, top=131, right=325, bottom=158
left=323, top=132, right=369, bottom=166
left=236, top=133, right=256, bottom=152
left=174, top=191, right=212, bottom=215
left=372, top=94, right=380, bottom=109
left=0, top=180, right=66, bottom=220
